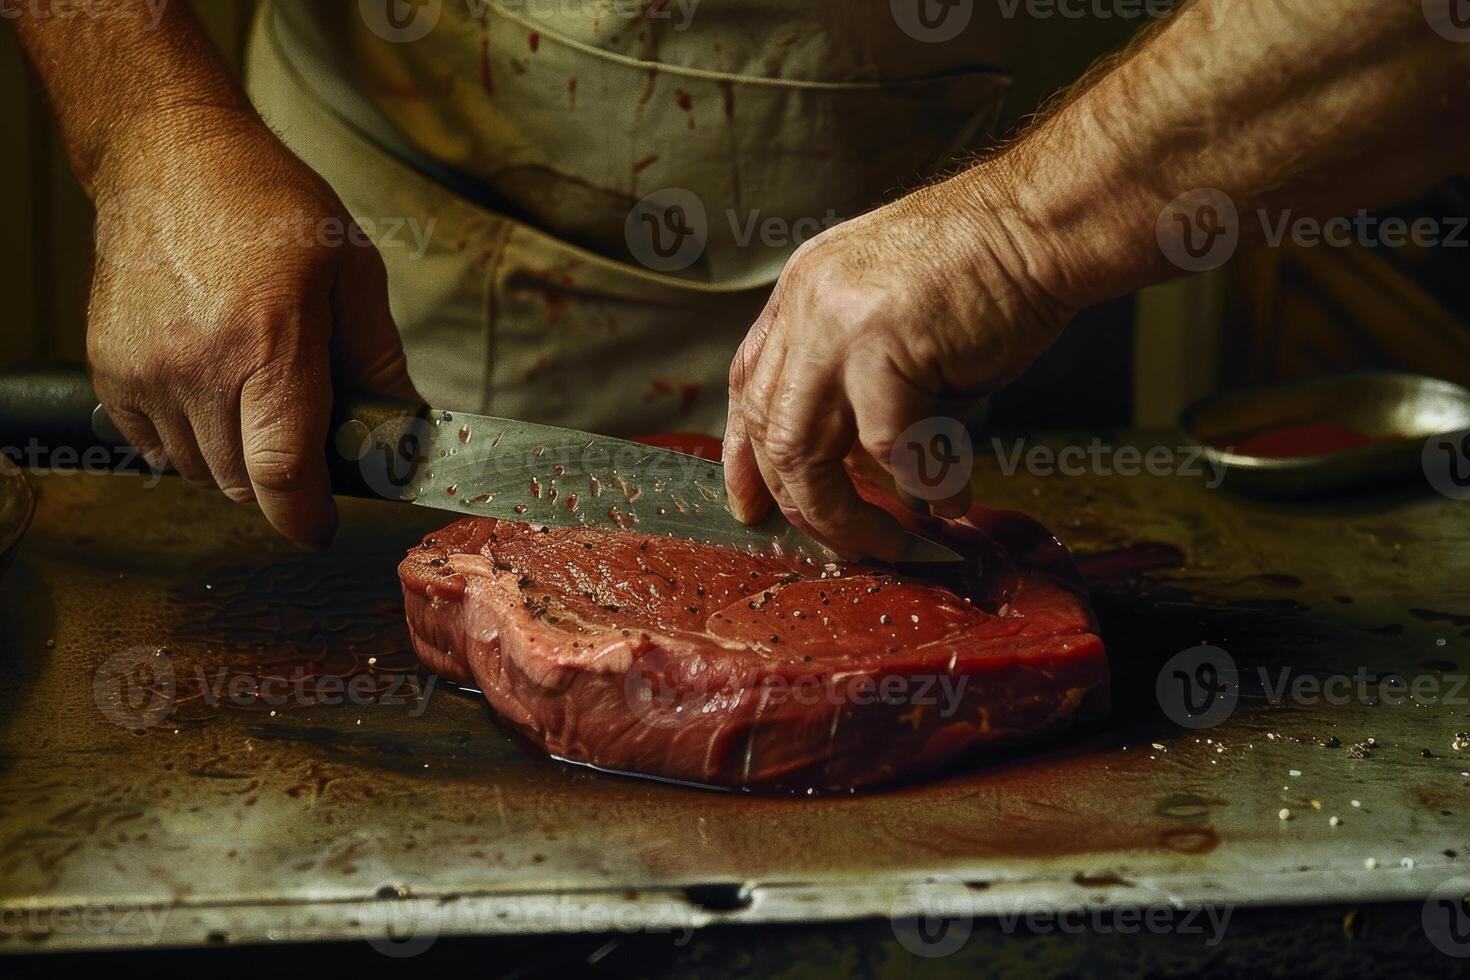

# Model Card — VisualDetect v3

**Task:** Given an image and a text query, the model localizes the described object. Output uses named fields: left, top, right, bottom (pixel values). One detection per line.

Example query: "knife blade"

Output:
left=330, top=406, right=964, bottom=564
left=0, top=368, right=961, bottom=563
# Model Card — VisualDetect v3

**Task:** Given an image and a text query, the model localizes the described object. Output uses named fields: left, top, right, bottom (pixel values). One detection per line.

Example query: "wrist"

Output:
left=961, top=89, right=1184, bottom=314
left=90, top=98, right=263, bottom=200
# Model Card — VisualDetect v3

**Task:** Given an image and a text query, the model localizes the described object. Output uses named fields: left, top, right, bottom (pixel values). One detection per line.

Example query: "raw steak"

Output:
left=399, top=500, right=1107, bottom=792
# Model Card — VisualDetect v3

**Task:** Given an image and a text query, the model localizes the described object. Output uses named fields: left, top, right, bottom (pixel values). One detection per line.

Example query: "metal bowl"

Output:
left=1178, top=372, right=1470, bottom=498
left=0, top=456, right=35, bottom=576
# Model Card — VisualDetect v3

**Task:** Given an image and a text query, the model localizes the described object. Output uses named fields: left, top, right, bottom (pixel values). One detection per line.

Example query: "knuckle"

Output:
left=760, top=420, right=816, bottom=472
left=728, top=346, right=753, bottom=394
left=784, top=236, right=827, bottom=279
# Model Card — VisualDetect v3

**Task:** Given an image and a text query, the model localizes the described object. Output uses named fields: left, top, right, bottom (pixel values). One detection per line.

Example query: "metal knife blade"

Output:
left=335, top=408, right=963, bottom=564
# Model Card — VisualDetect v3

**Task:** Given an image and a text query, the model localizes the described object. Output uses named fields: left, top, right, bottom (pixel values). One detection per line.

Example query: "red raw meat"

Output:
left=398, top=501, right=1106, bottom=792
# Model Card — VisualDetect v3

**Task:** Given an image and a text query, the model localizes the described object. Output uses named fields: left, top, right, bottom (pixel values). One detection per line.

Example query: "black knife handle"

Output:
left=0, top=365, right=104, bottom=458
left=0, top=364, right=427, bottom=500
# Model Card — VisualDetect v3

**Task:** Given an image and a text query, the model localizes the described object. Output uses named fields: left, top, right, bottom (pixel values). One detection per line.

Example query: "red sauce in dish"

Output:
left=1232, top=422, right=1383, bottom=459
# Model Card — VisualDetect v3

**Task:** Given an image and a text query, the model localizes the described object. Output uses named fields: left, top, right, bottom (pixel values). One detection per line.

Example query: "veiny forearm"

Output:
left=9, top=0, right=252, bottom=194
left=976, top=0, right=1470, bottom=309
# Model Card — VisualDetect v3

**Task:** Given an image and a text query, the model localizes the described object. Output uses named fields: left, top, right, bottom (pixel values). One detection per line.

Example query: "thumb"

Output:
left=332, top=236, right=421, bottom=402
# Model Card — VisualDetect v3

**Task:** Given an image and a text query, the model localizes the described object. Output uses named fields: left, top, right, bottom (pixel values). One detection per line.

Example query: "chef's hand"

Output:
left=87, top=105, right=419, bottom=548
left=723, top=166, right=1069, bottom=560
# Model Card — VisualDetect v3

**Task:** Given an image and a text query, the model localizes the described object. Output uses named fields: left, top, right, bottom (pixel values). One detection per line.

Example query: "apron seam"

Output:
left=487, top=2, right=1010, bottom=90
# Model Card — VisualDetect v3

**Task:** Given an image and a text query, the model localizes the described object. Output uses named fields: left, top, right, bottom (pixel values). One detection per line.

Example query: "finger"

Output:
left=722, top=407, right=774, bottom=526
left=148, top=410, right=215, bottom=487
left=723, top=300, right=783, bottom=525
left=333, top=236, right=421, bottom=401
left=184, top=396, right=254, bottom=504
left=240, top=345, right=338, bottom=549
left=850, top=357, right=973, bottom=520
left=103, top=404, right=166, bottom=472
left=757, top=361, right=908, bottom=561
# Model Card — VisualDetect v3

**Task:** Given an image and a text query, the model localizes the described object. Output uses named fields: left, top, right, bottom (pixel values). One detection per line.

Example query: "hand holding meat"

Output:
left=726, top=0, right=1470, bottom=558
left=722, top=168, right=1069, bottom=560
left=87, top=106, right=418, bottom=547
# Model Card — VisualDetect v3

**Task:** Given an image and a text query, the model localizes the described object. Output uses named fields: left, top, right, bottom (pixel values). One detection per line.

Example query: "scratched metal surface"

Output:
left=1, top=437, right=1467, bottom=952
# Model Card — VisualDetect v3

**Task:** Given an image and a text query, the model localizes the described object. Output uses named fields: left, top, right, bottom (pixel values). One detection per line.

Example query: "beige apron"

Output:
left=245, top=1, right=1012, bottom=436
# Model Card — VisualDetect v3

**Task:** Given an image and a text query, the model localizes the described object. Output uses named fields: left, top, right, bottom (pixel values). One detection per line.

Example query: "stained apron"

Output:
left=245, top=1, right=1012, bottom=436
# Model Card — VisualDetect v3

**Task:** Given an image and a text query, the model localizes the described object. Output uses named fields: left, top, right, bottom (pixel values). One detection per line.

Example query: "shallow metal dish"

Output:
left=1178, top=371, right=1470, bottom=497
left=0, top=455, right=35, bottom=575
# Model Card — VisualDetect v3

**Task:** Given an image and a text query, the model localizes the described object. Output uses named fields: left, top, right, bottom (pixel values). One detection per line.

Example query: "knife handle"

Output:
left=0, top=364, right=426, bottom=500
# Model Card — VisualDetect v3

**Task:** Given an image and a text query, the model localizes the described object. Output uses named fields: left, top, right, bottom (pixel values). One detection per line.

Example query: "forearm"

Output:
left=976, top=0, right=1470, bottom=309
left=9, top=0, right=252, bottom=195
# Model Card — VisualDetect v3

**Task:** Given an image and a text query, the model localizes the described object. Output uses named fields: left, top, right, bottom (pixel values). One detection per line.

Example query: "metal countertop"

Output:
left=1, top=433, right=1467, bottom=952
